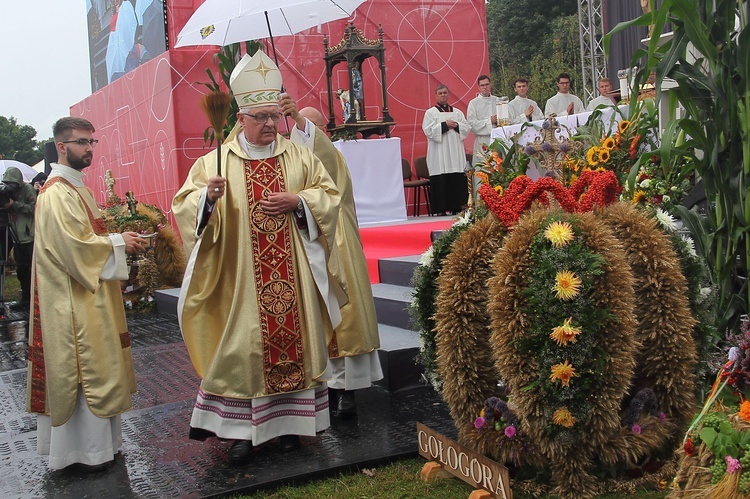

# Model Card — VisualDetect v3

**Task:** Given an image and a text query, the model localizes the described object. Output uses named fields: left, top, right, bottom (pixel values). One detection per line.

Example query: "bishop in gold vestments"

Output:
left=173, top=123, right=344, bottom=448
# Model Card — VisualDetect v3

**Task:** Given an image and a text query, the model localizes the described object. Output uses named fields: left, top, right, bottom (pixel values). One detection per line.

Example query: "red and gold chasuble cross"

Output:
left=245, top=157, right=306, bottom=394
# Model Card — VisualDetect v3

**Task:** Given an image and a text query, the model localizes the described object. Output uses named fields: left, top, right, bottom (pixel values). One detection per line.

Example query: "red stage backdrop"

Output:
left=72, top=0, right=489, bottom=220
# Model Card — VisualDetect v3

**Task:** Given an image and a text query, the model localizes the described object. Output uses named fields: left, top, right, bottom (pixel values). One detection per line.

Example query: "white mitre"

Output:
left=229, top=51, right=282, bottom=111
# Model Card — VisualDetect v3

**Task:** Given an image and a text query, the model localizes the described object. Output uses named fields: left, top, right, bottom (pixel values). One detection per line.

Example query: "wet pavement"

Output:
left=0, top=309, right=456, bottom=498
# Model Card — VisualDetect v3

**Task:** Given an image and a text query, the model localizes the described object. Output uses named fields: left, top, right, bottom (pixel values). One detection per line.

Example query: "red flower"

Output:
left=684, top=437, right=695, bottom=456
left=652, top=194, right=663, bottom=204
left=477, top=170, right=621, bottom=228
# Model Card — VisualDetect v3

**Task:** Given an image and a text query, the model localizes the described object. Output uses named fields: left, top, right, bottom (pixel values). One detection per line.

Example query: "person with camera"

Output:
left=1, top=166, right=36, bottom=311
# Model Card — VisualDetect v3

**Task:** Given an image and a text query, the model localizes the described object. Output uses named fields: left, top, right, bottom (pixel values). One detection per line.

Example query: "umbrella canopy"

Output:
left=0, top=160, right=39, bottom=183
left=175, top=0, right=365, bottom=56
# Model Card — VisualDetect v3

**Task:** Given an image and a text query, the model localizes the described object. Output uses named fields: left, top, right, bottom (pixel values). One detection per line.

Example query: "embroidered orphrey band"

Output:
left=245, top=157, right=305, bottom=394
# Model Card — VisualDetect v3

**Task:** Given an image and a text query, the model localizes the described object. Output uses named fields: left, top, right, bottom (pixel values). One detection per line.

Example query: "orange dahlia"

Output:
left=552, top=407, right=576, bottom=427
left=552, top=270, right=582, bottom=300
left=550, top=317, right=582, bottom=346
left=550, top=360, right=576, bottom=387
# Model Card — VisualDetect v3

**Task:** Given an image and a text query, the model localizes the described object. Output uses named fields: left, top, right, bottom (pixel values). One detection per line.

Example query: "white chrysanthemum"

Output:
left=640, top=178, right=651, bottom=189
left=454, top=211, right=471, bottom=227
left=680, top=234, right=698, bottom=257
left=419, top=245, right=435, bottom=266
left=622, top=181, right=630, bottom=193
left=655, top=208, right=678, bottom=231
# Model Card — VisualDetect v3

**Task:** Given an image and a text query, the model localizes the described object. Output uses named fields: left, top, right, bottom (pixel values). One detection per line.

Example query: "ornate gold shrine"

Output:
left=323, top=23, right=395, bottom=138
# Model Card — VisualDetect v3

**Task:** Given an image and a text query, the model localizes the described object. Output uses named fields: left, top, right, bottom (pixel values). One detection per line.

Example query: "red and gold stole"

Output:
left=244, top=157, right=306, bottom=394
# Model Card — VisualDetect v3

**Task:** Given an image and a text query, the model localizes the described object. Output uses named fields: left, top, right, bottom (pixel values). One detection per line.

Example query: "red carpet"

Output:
left=359, top=219, right=454, bottom=283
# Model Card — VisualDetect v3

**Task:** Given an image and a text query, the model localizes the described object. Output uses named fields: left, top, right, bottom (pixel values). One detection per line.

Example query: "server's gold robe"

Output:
left=173, top=129, right=342, bottom=399
left=26, top=177, right=136, bottom=427
left=307, top=131, right=380, bottom=358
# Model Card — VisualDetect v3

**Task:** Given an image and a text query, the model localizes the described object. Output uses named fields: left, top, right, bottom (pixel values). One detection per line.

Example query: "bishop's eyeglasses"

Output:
left=242, top=112, right=282, bottom=124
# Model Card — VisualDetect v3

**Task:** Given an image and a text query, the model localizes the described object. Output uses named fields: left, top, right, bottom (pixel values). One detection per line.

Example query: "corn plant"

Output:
left=607, top=0, right=750, bottom=333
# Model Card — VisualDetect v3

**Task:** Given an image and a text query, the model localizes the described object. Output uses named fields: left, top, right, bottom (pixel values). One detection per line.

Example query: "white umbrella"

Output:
left=0, top=160, right=39, bottom=182
left=175, top=0, right=365, bottom=64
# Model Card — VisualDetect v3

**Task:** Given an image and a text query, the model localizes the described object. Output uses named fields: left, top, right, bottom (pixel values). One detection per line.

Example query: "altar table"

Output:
left=333, top=137, right=407, bottom=226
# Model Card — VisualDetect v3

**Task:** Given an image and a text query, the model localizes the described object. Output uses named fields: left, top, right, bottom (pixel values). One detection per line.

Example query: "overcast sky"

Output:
left=0, top=2, right=91, bottom=141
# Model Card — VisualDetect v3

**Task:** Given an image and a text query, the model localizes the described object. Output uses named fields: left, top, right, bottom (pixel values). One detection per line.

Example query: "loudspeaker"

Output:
left=43, top=141, right=57, bottom=173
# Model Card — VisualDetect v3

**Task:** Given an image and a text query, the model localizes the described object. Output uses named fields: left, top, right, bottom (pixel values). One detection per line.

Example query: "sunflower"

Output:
left=586, top=147, right=600, bottom=166
left=544, top=221, right=575, bottom=248
left=602, top=136, right=616, bottom=150
left=550, top=317, right=582, bottom=346
left=618, top=120, right=631, bottom=134
left=494, top=185, right=504, bottom=195
left=552, top=407, right=576, bottom=428
left=550, top=360, right=576, bottom=387
left=632, top=190, right=646, bottom=204
left=599, top=149, right=611, bottom=163
left=552, top=270, right=582, bottom=300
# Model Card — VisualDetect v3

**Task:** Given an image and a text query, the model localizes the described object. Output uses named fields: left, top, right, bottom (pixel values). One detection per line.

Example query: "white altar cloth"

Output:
left=490, top=105, right=627, bottom=145
left=333, top=137, right=407, bottom=226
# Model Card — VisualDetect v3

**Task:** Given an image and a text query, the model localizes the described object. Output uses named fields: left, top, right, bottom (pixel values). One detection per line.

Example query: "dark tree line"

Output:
left=486, top=0, right=582, bottom=107
left=0, top=116, right=47, bottom=166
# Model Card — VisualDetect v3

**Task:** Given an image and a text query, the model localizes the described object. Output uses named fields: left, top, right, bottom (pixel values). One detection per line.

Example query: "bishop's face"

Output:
left=238, top=105, right=281, bottom=146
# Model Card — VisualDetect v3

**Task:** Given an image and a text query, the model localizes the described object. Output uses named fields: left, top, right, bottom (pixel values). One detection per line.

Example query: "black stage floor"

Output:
left=0, top=310, right=456, bottom=498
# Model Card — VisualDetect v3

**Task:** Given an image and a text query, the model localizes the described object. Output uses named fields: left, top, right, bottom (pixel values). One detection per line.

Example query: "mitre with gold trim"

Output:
left=229, top=51, right=282, bottom=110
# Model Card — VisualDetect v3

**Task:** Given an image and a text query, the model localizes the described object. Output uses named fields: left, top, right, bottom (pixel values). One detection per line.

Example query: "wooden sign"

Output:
left=417, top=422, right=512, bottom=498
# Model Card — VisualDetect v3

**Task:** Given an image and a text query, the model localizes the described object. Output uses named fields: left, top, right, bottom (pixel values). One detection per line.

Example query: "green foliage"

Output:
left=668, top=231, right=720, bottom=398
left=201, top=41, right=262, bottom=145
left=0, top=116, right=44, bottom=165
left=410, top=216, right=476, bottom=392
left=486, top=0, right=581, bottom=106
left=606, top=0, right=750, bottom=333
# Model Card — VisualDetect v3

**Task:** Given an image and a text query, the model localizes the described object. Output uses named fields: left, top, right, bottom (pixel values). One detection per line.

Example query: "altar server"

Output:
left=544, top=73, right=584, bottom=116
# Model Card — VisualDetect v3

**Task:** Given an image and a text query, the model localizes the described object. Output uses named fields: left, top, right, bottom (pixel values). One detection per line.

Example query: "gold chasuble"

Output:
left=173, top=128, right=342, bottom=400
left=308, top=131, right=380, bottom=359
left=27, top=177, right=136, bottom=427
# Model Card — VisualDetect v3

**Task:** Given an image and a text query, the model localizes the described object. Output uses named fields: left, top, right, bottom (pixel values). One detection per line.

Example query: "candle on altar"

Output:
left=496, top=96, right=509, bottom=125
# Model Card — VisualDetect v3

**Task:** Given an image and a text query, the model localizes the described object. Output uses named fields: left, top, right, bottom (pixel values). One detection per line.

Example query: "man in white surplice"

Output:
left=587, top=78, right=617, bottom=111
left=466, top=75, right=498, bottom=158
left=508, top=78, right=544, bottom=124
left=422, top=85, right=471, bottom=215
left=544, top=72, right=584, bottom=117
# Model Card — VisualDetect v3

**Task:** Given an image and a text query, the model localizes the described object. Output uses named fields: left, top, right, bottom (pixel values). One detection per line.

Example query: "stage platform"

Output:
left=0, top=312, right=456, bottom=498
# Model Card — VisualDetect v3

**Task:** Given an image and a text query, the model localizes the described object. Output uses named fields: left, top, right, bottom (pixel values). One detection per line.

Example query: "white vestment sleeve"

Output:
left=101, top=233, right=129, bottom=281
